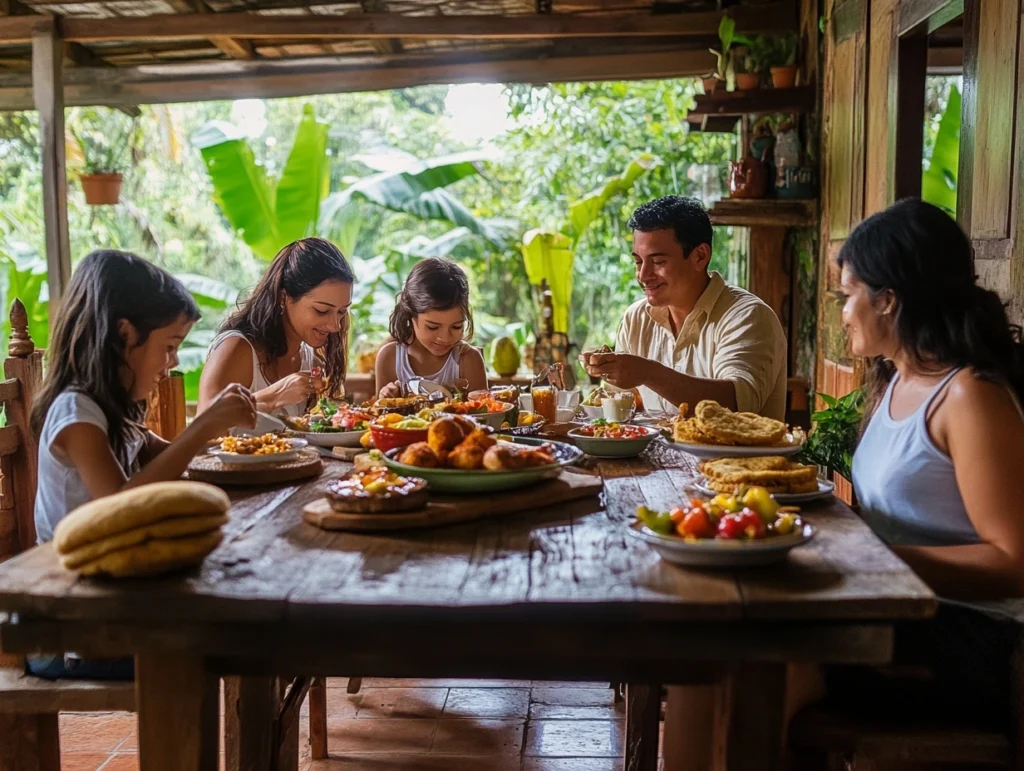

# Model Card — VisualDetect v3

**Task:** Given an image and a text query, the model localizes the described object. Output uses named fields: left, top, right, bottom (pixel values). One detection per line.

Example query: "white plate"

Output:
left=670, top=439, right=803, bottom=460
left=208, top=438, right=308, bottom=466
left=290, top=430, right=365, bottom=448
left=692, top=477, right=835, bottom=503
left=628, top=521, right=815, bottom=568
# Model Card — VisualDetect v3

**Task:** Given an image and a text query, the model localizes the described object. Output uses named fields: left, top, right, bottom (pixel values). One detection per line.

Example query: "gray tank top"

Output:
left=852, top=368, right=980, bottom=546
left=209, top=331, right=314, bottom=417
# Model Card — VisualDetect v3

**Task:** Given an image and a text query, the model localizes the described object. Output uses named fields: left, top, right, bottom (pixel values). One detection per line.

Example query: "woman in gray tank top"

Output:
left=823, top=199, right=1024, bottom=731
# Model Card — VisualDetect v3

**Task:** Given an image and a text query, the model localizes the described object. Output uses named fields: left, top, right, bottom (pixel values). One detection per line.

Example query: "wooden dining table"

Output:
left=0, top=440, right=935, bottom=771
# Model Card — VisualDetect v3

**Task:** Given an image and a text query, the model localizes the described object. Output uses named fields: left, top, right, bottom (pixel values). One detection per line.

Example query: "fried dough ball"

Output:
left=482, top=443, right=555, bottom=470
left=428, top=417, right=467, bottom=455
left=398, top=442, right=441, bottom=468
left=461, top=428, right=497, bottom=452
left=448, top=444, right=486, bottom=470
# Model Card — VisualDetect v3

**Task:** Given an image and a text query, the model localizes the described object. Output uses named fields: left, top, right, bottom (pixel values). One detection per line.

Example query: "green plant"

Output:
left=68, top=107, right=136, bottom=175
left=709, top=15, right=741, bottom=82
left=922, top=81, right=960, bottom=216
left=798, top=388, right=865, bottom=479
left=741, top=36, right=775, bottom=77
left=768, top=32, right=798, bottom=68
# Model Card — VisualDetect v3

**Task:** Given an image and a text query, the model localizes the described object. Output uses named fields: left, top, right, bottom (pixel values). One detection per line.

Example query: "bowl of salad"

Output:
left=369, top=413, right=432, bottom=453
left=439, top=399, right=516, bottom=430
left=567, top=420, right=660, bottom=458
left=283, top=399, right=372, bottom=448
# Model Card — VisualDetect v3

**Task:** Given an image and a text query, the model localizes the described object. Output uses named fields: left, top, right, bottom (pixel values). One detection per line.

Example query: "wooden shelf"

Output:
left=685, top=85, right=815, bottom=132
left=708, top=198, right=818, bottom=227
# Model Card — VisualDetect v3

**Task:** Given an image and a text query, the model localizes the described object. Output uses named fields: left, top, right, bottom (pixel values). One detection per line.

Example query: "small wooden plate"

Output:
left=187, top=449, right=324, bottom=486
left=303, top=471, right=603, bottom=532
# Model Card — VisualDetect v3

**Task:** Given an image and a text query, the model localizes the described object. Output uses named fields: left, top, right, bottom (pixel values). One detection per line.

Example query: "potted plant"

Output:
left=707, top=15, right=742, bottom=93
left=768, top=31, right=799, bottom=89
left=797, top=388, right=864, bottom=505
left=69, top=108, right=135, bottom=205
left=737, top=35, right=773, bottom=90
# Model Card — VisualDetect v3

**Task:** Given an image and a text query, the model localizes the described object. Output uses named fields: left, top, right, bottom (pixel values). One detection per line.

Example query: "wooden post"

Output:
left=4, top=300, right=43, bottom=554
left=32, top=25, right=71, bottom=322
left=624, top=683, right=661, bottom=771
left=144, top=373, right=186, bottom=440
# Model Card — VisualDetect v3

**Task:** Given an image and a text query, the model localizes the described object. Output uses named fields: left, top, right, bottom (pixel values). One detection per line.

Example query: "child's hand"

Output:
left=378, top=380, right=403, bottom=399
left=197, top=384, right=256, bottom=438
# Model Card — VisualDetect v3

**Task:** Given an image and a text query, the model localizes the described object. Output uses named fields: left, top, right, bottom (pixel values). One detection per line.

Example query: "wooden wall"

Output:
left=816, top=0, right=1024, bottom=404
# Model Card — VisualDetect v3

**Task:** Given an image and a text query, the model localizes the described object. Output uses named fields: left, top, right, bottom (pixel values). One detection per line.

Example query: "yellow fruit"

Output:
left=711, top=494, right=742, bottom=513
left=491, top=337, right=521, bottom=377
left=741, top=486, right=779, bottom=521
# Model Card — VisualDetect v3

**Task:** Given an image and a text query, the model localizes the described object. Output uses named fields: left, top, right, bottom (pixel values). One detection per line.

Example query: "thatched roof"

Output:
left=0, top=0, right=797, bottom=109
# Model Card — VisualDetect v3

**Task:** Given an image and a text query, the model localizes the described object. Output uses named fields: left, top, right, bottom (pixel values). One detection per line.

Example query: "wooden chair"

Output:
left=0, top=299, right=136, bottom=770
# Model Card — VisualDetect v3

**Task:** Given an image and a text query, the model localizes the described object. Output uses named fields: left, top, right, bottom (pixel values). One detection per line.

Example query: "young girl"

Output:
left=30, top=251, right=256, bottom=679
left=199, top=238, right=354, bottom=418
left=375, top=257, right=487, bottom=397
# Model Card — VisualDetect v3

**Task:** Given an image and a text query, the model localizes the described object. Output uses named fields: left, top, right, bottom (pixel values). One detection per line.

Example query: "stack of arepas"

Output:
left=54, top=482, right=230, bottom=577
left=698, top=456, right=819, bottom=495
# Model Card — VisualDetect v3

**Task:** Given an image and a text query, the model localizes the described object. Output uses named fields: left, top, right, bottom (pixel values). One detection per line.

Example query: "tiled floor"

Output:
left=59, top=678, right=647, bottom=770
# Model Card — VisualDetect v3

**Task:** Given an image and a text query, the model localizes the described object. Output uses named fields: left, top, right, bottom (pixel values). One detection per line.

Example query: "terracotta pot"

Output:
left=735, top=73, right=761, bottom=90
left=728, top=158, right=769, bottom=199
left=701, top=77, right=721, bottom=95
left=80, top=173, right=123, bottom=205
left=770, top=66, right=798, bottom=89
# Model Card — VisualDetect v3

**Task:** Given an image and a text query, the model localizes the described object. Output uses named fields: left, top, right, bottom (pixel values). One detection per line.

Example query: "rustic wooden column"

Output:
left=32, top=23, right=71, bottom=321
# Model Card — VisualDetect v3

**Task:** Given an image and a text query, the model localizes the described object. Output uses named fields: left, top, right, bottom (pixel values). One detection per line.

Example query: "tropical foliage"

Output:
left=922, top=77, right=961, bottom=216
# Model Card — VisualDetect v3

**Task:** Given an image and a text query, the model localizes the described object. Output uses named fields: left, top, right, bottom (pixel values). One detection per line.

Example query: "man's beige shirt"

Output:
left=615, top=272, right=787, bottom=420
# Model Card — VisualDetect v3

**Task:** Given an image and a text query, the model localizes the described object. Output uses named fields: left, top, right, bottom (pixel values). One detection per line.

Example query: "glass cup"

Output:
left=531, top=385, right=557, bottom=423
left=601, top=392, right=636, bottom=423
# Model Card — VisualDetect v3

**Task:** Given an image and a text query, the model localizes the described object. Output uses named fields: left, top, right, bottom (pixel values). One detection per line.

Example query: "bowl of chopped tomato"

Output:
left=567, top=420, right=660, bottom=458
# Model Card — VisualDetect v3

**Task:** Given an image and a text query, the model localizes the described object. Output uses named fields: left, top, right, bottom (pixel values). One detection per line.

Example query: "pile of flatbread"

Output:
left=699, top=456, right=819, bottom=495
left=54, top=482, right=229, bottom=578
left=674, top=400, right=794, bottom=447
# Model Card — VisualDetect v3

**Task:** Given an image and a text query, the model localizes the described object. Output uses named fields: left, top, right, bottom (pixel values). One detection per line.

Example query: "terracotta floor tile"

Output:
left=100, top=753, right=139, bottom=771
left=524, top=720, right=624, bottom=758
left=431, top=719, right=524, bottom=756
left=326, top=718, right=436, bottom=754
left=356, top=688, right=448, bottom=719
left=522, top=759, right=622, bottom=771
left=443, top=688, right=529, bottom=719
left=60, top=754, right=110, bottom=771
left=59, top=714, right=136, bottom=753
left=305, top=755, right=518, bottom=770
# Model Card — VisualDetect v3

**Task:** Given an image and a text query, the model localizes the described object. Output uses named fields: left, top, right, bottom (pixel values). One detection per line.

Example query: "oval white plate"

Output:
left=290, top=430, right=365, bottom=448
left=670, top=440, right=803, bottom=460
left=692, top=476, right=834, bottom=503
left=208, top=438, right=308, bottom=465
left=628, top=520, right=815, bottom=568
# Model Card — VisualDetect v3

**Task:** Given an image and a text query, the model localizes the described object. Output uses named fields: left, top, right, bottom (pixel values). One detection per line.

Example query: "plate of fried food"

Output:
left=370, top=395, right=430, bottom=416
left=382, top=415, right=583, bottom=493
left=694, top=456, right=834, bottom=503
left=629, top=486, right=814, bottom=567
left=208, top=434, right=308, bottom=465
left=671, top=400, right=805, bottom=459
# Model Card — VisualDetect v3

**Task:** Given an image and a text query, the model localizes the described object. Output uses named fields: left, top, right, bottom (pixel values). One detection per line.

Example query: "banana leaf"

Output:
left=175, top=273, right=240, bottom=310
left=922, top=84, right=960, bottom=216
left=521, top=229, right=574, bottom=333
left=275, top=105, right=330, bottom=245
left=568, top=153, right=658, bottom=244
left=0, top=254, right=49, bottom=350
left=194, top=120, right=280, bottom=261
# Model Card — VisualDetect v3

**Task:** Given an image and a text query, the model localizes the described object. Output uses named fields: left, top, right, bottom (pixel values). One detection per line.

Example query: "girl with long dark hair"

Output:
left=199, top=238, right=354, bottom=416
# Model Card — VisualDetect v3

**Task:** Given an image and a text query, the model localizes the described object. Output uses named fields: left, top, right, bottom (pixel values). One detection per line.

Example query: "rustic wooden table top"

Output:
left=0, top=440, right=936, bottom=676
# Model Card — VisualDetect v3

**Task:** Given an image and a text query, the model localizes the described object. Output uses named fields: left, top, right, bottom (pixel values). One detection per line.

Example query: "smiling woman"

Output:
left=198, top=237, right=355, bottom=418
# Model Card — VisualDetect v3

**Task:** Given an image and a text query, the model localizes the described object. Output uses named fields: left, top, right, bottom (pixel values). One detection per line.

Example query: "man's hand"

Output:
left=583, top=352, right=649, bottom=390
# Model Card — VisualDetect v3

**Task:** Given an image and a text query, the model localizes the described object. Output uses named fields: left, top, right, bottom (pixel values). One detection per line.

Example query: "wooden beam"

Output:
left=898, top=0, right=963, bottom=36
left=0, top=13, right=51, bottom=42
left=927, top=45, right=962, bottom=73
left=31, top=24, right=70, bottom=317
left=161, top=0, right=258, bottom=61
left=51, top=4, right=795, bottom=43
left=0, top=47, right=710, bottom=109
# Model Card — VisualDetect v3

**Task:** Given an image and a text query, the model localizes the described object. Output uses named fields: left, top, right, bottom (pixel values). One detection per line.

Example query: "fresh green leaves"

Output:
left=797, top=388, right=865, bottom=479
left=569, top=153, right=658, bottom=245
left=922, top=83, right=961, bottom=216
left=68, top=107, right=137, bottom=175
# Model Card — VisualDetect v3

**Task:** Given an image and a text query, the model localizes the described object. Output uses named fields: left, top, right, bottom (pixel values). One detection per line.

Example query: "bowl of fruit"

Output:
left=369, top=413, right=432, bottom=453
left=629, top=485, right=814, bottom=567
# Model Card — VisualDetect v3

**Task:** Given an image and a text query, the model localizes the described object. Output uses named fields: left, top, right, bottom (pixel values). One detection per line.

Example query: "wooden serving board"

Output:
left=187, top=450, right=324, bottom=486
left=303, top=471, right=603, bottom=532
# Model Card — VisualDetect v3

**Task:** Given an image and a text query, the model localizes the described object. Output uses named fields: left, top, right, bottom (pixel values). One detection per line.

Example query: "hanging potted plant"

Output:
left=69, top=108, right=135, bottom=206
left=768, top=31, right=799, bottom=89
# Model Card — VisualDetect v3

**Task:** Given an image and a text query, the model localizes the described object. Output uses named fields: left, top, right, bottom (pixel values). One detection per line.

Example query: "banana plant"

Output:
left=922, top=84, right=961, bottom=216
left=195, top=105, right=499, bottom=261
left=521, top=153, right=659, bottom=334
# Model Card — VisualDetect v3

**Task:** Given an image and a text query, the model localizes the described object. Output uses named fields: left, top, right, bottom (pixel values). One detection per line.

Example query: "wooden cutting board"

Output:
left=187, top=450, right=324, bottom=486
left=303, top=471, right=603, bottom=532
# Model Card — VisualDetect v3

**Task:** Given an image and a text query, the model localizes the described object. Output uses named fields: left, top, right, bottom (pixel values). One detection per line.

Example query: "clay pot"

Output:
left=728, top=158, right=769, bottom=199
left=735, top=73, right=761, bottom=90
left=770, top=66, right=798, bottom=89
left=80, top=173, right=123, bottom=205
left=701, top=77, right=720, bottom=95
